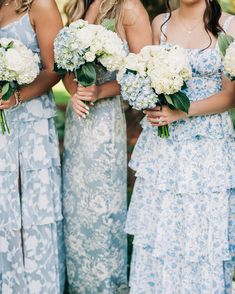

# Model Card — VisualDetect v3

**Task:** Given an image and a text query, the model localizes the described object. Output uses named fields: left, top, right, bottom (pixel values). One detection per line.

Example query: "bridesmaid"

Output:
left=0, top=0, right=64, bottom=293
left=62, top=0, right=152, bottom=292
left=126, top=0, right=235, bottom=293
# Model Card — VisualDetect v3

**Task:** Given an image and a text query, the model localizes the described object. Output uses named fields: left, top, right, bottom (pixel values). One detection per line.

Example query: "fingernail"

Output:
left=85, top=105, right=89, bottom=110
left=82, top=114, right=86, bottom=119
left=86, top=110, right=89, bottom=115
left=91, top=102, right=94, bottom=106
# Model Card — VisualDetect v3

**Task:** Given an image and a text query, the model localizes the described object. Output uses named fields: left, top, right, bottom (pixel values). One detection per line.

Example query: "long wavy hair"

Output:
left=64, top=0, right=125, bottom=33
left=0, top=0, right=33, bottom=12
left=162, top=0, right=224, bottom=48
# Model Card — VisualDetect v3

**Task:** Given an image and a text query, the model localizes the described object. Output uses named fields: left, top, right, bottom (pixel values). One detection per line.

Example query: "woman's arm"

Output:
left=146, top=78, right=235, bottom=127
left=146, top=15, right=235, bottom=126
left=71, top=0, right=152, bottom=117
left=0, top=0, right=63, bottom=109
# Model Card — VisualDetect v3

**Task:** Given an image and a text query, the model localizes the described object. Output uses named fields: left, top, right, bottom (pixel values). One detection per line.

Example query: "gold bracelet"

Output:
left=14, top=89, right=22, bottom=106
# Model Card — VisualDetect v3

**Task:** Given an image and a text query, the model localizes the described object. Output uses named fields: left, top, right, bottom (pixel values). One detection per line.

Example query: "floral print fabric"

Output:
left=0, top=13, right=64, bottom=294
left=126, top=14, right=235, bottom=294
left=63, top=65, right=128, bottom=293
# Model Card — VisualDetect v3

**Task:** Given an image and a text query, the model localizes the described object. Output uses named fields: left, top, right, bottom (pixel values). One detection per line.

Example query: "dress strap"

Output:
left=222, top=15, right=235, bottom=33
left=160, top=13, right=170, bottom=44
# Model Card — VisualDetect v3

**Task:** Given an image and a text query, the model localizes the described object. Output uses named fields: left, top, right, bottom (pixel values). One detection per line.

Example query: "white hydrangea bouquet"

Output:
left=54, top=19, right=126, bottom=87
left=0, top=38, right=40, bottom=134
left=118, top=45, right=192, bottom=138
left=218, top=33, right=235, bottom=80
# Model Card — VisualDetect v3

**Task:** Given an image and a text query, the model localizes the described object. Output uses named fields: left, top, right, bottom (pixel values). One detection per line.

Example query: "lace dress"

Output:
left=0, top=13, right=64, bottom=293
left=63, top=63, right=128, bottom=293
left=126, top=14, right=235, bottom=294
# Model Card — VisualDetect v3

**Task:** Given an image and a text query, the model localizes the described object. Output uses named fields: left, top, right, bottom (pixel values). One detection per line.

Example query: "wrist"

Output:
left=96, top=85, right=102, bottom=101
left=14, top=89, right=22, bottom=106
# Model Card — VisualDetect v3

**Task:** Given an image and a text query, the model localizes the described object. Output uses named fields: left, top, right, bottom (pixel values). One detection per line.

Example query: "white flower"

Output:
left=223, top=41, right=235, bottom=78
left=54, top=21, right=127, bottom=73
left=85, top=51, right=96, bottom=62
left=0, top=38, right=40, bottom=85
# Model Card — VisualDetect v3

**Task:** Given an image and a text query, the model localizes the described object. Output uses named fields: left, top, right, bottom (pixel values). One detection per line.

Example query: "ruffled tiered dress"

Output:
left=126, top=14, right=235, bottom=293
left=0, top=13, right=64, bottom=293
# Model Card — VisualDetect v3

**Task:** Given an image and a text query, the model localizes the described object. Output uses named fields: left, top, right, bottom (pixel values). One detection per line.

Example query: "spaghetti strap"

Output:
left=160, top=12, right=170, bottom=44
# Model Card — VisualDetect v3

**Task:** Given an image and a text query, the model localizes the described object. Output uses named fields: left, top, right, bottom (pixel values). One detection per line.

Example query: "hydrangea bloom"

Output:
left=223, top=41, right=235, bottom=79
left=54, top=19, right=126, bottom=75
left=118, top=45, right=191, bottom=138
left=0, top=38, right=40, bottom=134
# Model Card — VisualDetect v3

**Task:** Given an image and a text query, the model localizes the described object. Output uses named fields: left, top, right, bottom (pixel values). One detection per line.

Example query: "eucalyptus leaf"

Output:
left=218, top=33, right=234, bottom=56
left=171, top=91, right=190, bottom=113
left=75, top=62, right=96, bottom=87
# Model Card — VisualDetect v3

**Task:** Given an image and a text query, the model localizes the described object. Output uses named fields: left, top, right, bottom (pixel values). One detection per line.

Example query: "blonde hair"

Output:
left=15, top=0, right=33, bottom=13
left=64, top=0, right=125, bottom=34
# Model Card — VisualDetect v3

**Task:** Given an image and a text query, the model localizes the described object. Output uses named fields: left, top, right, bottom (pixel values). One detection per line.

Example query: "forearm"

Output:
left=188, top=90, right=235, bottom=117
left=97, top=81, right=121, bottom=100
left=19, top=69, right=60, bottom=101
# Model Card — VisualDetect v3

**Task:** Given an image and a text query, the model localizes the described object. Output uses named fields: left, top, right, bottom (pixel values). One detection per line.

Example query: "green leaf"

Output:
left=218, top=33, right=234, bottom=56
left=171, top=91, right=190, bottom=113
left=75, top=62, right=96, bottom=87
left=2, top=83, right=10, bottom=96
left=6, top=41, right=14, bottom=50
left=164, top=94, right=174, bottom=106
left=126, top=69, right=138, bottom=75
left=2, top=86, right=14, bottom=101
left=102, top=18, right=116, bottom=32
left=54, top=63, right=67, bottom=75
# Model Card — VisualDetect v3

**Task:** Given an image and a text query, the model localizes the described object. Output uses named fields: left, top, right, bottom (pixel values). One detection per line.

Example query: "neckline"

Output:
left=163, top=40, right=219, bottom=51
left=0, top=13, right=28, bottom=30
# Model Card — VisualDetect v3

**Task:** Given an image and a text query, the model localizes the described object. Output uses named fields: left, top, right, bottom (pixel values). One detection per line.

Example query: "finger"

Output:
left=72, top=101, right=89, bottom=115
left=77, top=99, right=90, bottom=113
left=148, top=117, right=167, bottom=124
left=77, top=91, right=94, bottom=97
left=72, top=104, right=87, bottom=118
left=77, top=95, right=93, bottom=102
left=0, top=101, right=10, bottom=109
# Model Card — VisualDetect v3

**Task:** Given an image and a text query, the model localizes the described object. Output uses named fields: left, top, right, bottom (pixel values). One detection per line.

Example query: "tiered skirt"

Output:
left=0, top=118, right=64, bottom=293
left=126, top=120, right=235, bottom=294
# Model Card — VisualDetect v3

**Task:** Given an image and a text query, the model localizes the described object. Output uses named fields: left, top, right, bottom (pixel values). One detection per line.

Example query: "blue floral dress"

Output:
left=63, top=64, right=128, bottom=292
left=126, top=14, right=235, bottom=294
left=0, top=13, right=65, bottom=293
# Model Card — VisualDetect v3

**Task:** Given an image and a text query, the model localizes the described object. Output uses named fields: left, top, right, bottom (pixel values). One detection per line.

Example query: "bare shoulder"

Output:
left=31, top=0, right=59, bottom=13
left=123, top=0, right=149, bottom=26
left=152, top=13, right=165, bottom=31
left=152, top=13, right=165, bottom=44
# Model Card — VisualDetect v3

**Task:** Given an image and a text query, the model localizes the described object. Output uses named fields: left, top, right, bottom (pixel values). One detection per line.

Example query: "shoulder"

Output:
left=220, top=12, right=235, bottom=37
left=152, top=13, right=166, bottom=43
left=123, top=0, right=149, bottom=26
left=152, top=13, right=165, bottom=30
left=30, top=0, right=59, bottom=12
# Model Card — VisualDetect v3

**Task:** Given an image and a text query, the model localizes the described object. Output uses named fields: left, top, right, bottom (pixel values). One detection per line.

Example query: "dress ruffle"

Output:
left=129, top=126, right=235, bottom=194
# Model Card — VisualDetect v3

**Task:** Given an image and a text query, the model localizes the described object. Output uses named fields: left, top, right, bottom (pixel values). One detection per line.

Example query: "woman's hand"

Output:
left=144, top=106, right=187, bottom=127
left=71, top=84, right=99, bottom=118
left=77, top=84, right=99, bottom=104
left=0, top=94, right=16, bottom=110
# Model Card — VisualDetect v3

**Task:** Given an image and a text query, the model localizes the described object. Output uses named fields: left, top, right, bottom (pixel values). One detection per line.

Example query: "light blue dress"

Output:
left=63, top=63, right=128, bottom=293
left=0, top=13, right=65, bottom=293
left=126, top=14, right=235, bottom=294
